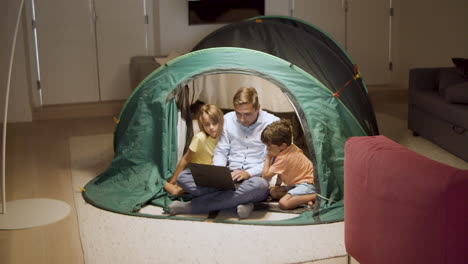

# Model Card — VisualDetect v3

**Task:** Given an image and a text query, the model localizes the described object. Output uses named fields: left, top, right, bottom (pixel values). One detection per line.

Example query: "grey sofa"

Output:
left=408, top=67, right=468, bottom=161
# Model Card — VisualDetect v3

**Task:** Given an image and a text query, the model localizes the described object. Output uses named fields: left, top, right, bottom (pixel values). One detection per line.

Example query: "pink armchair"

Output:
left=344, top=135, right=468, bottom=264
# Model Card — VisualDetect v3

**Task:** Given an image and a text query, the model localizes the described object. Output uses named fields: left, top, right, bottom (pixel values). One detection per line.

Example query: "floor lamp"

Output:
left=0, top=0, right=70, bottom=230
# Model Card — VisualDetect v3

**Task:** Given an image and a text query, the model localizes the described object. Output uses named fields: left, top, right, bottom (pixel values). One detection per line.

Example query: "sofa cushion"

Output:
left=443, top=81, right=468, bottom=104
left=452, top=57, right=468, bottom=79
left=411, top=88, right=468, bottom=129
left=438, top=68, right=468, bottom=104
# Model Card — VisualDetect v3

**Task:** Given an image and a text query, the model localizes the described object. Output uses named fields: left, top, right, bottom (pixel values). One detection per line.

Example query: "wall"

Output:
left=155, top=0, right=468, bottom=89
left=392, top=0, right=468, bottom=88
left=9, top=15, right=32, bottom=123
left=154, top=0, right=392, bottom=85
left=0, top=0, right=32, bottom=123
left=155, top=0, right=223, bottom=55
left=154, top=0, right=290, bottom=55
left=3, top=0, right=467, bottom=122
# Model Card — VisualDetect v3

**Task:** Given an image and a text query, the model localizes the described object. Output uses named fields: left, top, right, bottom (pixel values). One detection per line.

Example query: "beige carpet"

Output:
left=70, top=134, right=346, bottom=264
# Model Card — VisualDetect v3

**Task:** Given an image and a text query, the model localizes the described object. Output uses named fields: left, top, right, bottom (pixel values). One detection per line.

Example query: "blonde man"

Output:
left=171, top=87, right=279, bottom=218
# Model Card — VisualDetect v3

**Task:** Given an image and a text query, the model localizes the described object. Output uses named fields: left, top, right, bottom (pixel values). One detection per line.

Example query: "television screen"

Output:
left=188, top=0, right=265, bottom=25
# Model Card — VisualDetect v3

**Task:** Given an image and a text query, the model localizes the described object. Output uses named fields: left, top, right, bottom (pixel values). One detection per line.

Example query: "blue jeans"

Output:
left=177, top=169, right=269, bottom=214
left=285, top=183, right=316, bottom=196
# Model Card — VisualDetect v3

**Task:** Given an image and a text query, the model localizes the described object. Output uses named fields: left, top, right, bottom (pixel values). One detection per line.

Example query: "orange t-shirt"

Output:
left=268, top=144, right=314, bottom=186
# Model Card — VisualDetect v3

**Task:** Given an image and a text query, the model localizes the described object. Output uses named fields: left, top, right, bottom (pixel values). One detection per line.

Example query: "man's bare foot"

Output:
left=164, top=182, right=185, bottom=196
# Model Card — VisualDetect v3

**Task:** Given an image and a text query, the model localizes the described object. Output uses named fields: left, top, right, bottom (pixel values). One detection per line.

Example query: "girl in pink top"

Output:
left=261, top=120, right=316, bottom=210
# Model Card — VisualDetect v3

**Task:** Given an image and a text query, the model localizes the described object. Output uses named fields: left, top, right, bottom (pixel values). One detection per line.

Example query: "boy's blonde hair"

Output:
left=261, top=119, right=293, bottom=146
left=197, top=104, right=224, bottom=138
left=233, top=87, right=259, bottom=109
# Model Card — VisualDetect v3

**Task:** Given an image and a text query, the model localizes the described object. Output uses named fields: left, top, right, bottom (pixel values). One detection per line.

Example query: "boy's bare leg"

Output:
left=269, top=186, right=287, bottom=200
left=164, top=182, right=184, bottom=196
left=278, top=193, right=316, bottom=210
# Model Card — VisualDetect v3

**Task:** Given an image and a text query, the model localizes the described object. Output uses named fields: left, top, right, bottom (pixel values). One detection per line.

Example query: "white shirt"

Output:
left=212, top=109, right=279, bottom=177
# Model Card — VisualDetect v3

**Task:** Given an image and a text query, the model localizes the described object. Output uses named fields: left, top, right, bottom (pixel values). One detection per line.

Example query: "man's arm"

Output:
left=212, top=129, right=229, bottom=166
left=246, top=159, right=266, bottom=178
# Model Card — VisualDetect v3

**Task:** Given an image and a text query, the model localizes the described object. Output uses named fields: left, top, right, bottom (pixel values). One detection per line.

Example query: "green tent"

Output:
left=83, top=16, right=378, bottom=225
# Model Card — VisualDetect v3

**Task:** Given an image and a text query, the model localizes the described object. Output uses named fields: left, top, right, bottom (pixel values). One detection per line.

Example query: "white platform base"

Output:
left=0, top=198, right=70, bottom=230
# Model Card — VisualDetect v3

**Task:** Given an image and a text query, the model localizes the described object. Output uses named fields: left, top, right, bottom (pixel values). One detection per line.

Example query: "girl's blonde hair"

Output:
left=197, top=104, right=224, bottom=138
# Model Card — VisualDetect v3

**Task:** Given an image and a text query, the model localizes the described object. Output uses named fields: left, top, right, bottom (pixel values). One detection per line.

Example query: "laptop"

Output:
left=188, top=163, right=237, bottom=190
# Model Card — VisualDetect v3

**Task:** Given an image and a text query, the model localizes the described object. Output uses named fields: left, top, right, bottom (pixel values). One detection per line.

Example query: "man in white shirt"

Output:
left=171, top=87, right=279, bottom=218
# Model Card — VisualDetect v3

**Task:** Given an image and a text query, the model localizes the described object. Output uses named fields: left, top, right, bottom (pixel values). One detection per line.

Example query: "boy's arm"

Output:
left=274, top=175, right=283, bottom=186
left=262, top=154, right=276, bottom=181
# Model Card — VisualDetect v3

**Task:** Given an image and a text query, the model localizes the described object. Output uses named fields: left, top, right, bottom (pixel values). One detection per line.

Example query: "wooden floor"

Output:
left=1, top=115, right=116, bottom=264
left=0, top=87, right=406, bottom=264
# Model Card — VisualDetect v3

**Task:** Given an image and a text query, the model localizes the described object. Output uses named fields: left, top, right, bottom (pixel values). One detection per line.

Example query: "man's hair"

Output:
left=261, top=119, right=293, bottom=146
left=233, top=87, right=259, bottom=109
left=197, top=104, right=224, bottom=138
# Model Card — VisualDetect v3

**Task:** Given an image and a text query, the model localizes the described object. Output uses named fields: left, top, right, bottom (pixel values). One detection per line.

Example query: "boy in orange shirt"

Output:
left=261, top=120, right=316, bottom=210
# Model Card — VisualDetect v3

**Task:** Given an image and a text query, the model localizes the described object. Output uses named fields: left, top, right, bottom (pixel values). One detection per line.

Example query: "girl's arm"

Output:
left=168, top=150, right=193, bottom=184
left=262, top=154, right=276, bottom=181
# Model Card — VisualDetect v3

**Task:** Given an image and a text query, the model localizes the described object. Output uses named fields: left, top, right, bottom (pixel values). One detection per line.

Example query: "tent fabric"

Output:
left=84, top=47, right=368, bottom=225
left=83, top=16, right=378, bottom=225
left=192, top=15, right=379, bottom=137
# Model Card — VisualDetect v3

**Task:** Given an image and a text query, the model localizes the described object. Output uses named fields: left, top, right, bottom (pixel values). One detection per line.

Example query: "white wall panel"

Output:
left=94, top=0, right=150, bottom=101
left=0, top=0, right=32, bottom=122
left=34, top=0, right=100, bottom=105
left=347, top=0, right=390, bottom=85
left=293, top=0, right=346, bottom=48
